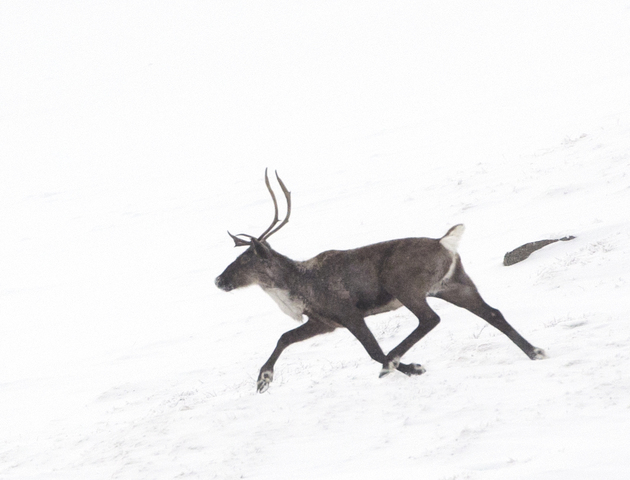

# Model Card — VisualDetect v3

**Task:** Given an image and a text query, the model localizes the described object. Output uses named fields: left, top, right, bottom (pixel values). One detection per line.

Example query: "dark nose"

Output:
left=215, top=275, right=232, bottom=291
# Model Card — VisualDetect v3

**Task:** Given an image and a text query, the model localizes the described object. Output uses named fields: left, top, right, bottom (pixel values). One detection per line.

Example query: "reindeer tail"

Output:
left=439, top=224, right=465, bottom=254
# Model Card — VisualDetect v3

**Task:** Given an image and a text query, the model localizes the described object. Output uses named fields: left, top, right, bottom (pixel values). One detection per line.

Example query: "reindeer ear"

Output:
left=251, top=238, right=271, bottom=258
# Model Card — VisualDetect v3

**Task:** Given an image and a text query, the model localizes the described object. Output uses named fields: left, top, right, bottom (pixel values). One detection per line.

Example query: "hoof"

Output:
left=529, top=348, right=547, bottom=360
left=257, top=371, right=273, bottom=393
left=379, top=356, right=400, bottom=378
left=378, top=368, right=392, bottom=378
left=405, top=363, right=426, bottom=376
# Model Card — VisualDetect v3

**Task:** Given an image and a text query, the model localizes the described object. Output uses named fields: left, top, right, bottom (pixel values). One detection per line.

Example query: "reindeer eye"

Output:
left=240, top=252, right=255, bottom=264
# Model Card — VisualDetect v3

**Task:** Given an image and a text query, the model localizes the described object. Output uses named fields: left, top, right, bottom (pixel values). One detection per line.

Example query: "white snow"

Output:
left=2, top=1, right=630, bottom=479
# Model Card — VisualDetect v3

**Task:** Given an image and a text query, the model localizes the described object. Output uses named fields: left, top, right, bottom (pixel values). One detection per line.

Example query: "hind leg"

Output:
left=341, top=316, right=427, bottom=377
left=435, top=269, right=545, bottom=360
left=378, top=295, right=441, bottom=377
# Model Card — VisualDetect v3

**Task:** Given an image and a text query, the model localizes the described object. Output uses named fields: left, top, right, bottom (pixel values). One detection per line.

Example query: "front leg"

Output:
left=343, top=317, right=428, bottom=378
left=257, top=319, right=336, bottom=393
left=382, top=358, right=427, bottom=377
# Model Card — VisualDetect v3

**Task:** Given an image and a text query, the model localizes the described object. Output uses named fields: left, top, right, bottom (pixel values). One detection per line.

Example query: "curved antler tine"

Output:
left=261, top=170, right=291, bottom=241
left=257, top=168, right=280, bottom=241
left=228, top=231, right=254, bottom=247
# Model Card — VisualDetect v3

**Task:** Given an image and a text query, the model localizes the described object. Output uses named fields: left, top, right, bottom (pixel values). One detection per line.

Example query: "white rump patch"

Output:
left=439, top=224, right=465, bottom=254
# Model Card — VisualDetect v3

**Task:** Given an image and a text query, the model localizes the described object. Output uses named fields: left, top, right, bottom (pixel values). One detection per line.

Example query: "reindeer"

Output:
left=215, top=170, right=546, bottom=393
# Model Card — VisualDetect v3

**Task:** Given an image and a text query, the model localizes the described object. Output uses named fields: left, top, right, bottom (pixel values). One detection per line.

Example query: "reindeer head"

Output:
left=215, top=169, right=291, bottom=292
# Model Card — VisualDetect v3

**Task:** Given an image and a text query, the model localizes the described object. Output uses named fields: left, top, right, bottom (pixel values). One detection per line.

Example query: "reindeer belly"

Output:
left=356, top=289, right=403, bottom=317
left=363, top=298, right=403, bottom=316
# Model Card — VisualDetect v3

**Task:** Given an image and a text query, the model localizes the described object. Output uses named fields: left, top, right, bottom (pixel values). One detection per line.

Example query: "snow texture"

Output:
left=1, top=2, right=630, bottom=479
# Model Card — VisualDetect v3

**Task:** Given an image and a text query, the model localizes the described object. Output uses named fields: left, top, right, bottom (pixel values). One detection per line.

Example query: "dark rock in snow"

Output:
left=503, top=236, right=576, bottom=266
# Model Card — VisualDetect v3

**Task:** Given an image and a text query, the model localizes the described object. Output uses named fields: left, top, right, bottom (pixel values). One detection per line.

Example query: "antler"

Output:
left=227, top=169, right=291, bottom=247
left=256, top=169, right=281, bottom=241
left=227, top=232, right=256, bottom=247
left=259, top=170, right=291, bottom=241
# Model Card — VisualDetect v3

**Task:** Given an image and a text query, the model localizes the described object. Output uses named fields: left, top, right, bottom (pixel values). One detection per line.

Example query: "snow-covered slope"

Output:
left=1, top=2, right=629, bottom=479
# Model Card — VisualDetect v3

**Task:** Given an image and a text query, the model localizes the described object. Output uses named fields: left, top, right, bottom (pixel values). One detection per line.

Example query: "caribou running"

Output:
left=215, top=170, right=546, bottom=393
